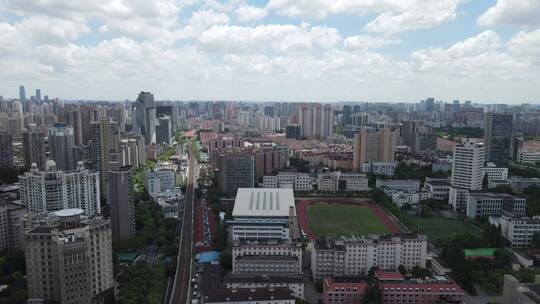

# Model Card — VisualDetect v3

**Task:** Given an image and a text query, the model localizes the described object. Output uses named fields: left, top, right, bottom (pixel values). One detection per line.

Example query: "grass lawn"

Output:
left=307, top=202, right=390, bottom=237
left=405, top=213, right=480, bottom=241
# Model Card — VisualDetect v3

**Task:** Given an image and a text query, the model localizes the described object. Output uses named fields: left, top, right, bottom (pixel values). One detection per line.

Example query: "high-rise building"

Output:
left=217, top=151, right=255, bottom=195
left=132, top=91, right=157, bottom=145
left=35, top=88, right=41, bottom=101
left=19, top=85, right=26, bottom=101
left=60, top=104, right=100, bottom=146
left=108, top=165, right=135, bottom=240
left=22, top=124, right=46, bottom=170
left=285, top=124, right=301, bottom=140
left=484, top=112, right=513, bottom=165
left=0, top=199, right=26, bottom=250
left=90, top=118, right=120, bottom=195
left=24, top=209, right=114, bottom=304
left=120, top=134, right=146, bottom=169
left=298, top=103, right=334, bottom=139
left=425, top=97, right=435, bottom=112
left=19, top=161, right=101, bottom=216
left=49, top=123, right=75, bottom=171
left=156, top=114, right=172, bottom=144
left=451, top=138, right=485, bottom=190
left=353, top=127, right=396, bottom=172
left=0, top=133, right=14, bottom=168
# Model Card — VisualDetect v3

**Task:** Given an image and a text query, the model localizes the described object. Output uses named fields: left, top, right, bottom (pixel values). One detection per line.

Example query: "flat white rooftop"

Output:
left=233, top=188, right=295, bottom=218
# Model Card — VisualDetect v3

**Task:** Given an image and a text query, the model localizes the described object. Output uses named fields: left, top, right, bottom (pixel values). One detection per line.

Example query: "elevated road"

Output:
left=169, top=143, right=196, bottom=304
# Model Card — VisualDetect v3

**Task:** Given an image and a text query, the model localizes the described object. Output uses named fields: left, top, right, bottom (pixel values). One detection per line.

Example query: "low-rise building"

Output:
left=317, top=172, right=369, bottom=192
left=386, top=190, right=431, bottom=208
left=203, top=287, right=295, bottom=304
left=376, top=179, right=421, bottom=192
left=466, top=192, right=526, bottom=218
left=144, top=167, right=176, bottom=198
left=311, top=235, right=428, bottom=279
left=263, top=172, right=312, bottom=192
left=225, top=275, right=304, bottom=299
left=232, top=240, right=302, bottom=276
left=424, top=179, right=451, bottom=201
left=500, top=211, right=540, bottom=248
left=484, top=162, right=508, bottom=182
left=229, top=188, right=299, bottom=242
left=361, top=162, right=397, bottom=176
left=323, top=274, right=464, bottom=304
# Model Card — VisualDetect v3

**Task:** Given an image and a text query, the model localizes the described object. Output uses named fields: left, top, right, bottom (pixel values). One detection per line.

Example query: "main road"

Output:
left=169, top=143, right=196, bottom=304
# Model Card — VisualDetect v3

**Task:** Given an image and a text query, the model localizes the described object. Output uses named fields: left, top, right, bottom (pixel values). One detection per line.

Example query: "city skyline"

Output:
left=0, top=0, right=539, bottom=103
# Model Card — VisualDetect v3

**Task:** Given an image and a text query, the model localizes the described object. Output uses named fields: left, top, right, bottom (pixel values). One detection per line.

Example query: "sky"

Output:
left=0, top=0, right=539, bottom=104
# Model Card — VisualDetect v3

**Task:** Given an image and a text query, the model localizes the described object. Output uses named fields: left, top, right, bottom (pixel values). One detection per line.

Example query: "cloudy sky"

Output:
left=0, top=0, right=539, bottom=103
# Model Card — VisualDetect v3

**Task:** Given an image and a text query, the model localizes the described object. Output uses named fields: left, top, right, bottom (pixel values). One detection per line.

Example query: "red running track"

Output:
left=296, top=197, right=402, bottom=240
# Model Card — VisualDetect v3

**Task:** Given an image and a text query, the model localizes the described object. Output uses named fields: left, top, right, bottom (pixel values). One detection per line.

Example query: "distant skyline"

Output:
left=0, top=0, right=539, bottom=104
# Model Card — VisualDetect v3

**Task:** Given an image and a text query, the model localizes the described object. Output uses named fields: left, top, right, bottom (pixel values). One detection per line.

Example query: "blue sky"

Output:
left=0, top=0, right=539, bottom=103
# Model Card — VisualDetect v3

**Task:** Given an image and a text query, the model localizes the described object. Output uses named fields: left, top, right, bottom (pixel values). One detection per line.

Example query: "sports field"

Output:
left=306, top=202, right=390, bottom=237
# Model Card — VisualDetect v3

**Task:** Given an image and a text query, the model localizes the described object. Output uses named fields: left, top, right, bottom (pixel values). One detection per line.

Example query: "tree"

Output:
left=314, top=279, right=324, bottom=293
left=532, top=232, right=540, bottom=249
left=483, top=224, right=503, bottom=247
left=397, top=265, right=407, bottom=275
left=410, top=266, right=431, bottom=278
left=362, top=282, right=382, bottom=304
left=220, top=250, right=232, bottom=271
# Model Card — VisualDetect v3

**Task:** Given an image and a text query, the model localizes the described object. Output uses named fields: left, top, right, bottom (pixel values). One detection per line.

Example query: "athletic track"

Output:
left=296, top=197, right=402, bottom=240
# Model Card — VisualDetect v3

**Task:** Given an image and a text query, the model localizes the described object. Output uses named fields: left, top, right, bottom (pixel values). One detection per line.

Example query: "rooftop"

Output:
left=463, top=248, right=496, bottom=258
left=233, top=188, right=295, bottom=218
left=203, top=287, right=294, bottom=303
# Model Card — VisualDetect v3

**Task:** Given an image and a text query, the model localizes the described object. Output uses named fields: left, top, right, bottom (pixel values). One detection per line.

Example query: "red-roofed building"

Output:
left=323, top=276, right=464, bottom=304
left=374, top=270, right=404, bottom=281
left=184, top=129, right=196, bottom=138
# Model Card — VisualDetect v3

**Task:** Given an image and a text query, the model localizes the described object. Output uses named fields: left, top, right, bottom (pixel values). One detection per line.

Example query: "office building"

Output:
left=22, top=124, right=46, bottom=170
left=263, top=172, right=312, bottom=192
left=108, top=165, right=135, bottom=239
left=19, top=161, right=101, bottom=216
left=0, top=199, right=26, bottom=250
left=49, top=123, right=76, bottom=171
left=484, top=112, right=513, bottom=165
left=298, top=103, right=334, bottom=139
left=19, top=85, right=26, bottom=101
left=132, top=91, right=157, bottom=145
left=466, top=192, right=526, bottom=218
left=285, top=124, right=301, bottom=140
left=203, top=287, right=295, bottom=304
left=217, top=151, right=255, bottom=195
left=35, top=88, right=41, bottom=101
left=360, top=162, right=397, bottom=176
left=503, top=274, right=540, bottom=304
left=90, top=118, right=120, bottom=195
left=0, top=133, right=14, bottom=168
left=499, top=212, right=540, bottom=248
left=225, top=276, right=304, bottom=299
left=144, top=168, right=176, bottom=198
left=230, top=188, right=298, bottom=241
left=24, top=209, right=114, bottom=304
left=353, top=127, right=396, bottom=172
left=311, top=235, right=428, bottom=279
left=424, top=178, right=451, bottom=201
left=323, top=274, right=464, bottom=304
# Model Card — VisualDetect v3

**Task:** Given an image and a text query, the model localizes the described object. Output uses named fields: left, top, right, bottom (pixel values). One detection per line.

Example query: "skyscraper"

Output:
left=90, top=118, right=120, bottom=195
left=353, top=127, right=397, bottom=171
left=451, top=138, right=485, bottom=190
left=484, top=112, right=513, bottom=165
left=132, top=91, right=157, bottom=145
left=22, top=124, right=46, bottom=170
left=49, top=123, right=75, bottom=171
left=108, top=165, right=136, bottom=239
left=25, top=209, right=114, bottom=304
left=19, top=161, right=101, bottom=216
left=35, top=88, right=41, bottom=101
left=19, top=85, right=26, bottom=101
left=0, top=133, right=14, bottom=168
left=298, top=103, right=334, bottom=139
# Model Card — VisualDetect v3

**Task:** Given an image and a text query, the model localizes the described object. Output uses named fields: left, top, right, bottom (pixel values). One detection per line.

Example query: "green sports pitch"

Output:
left=306, top=202, right=390, bottom=237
